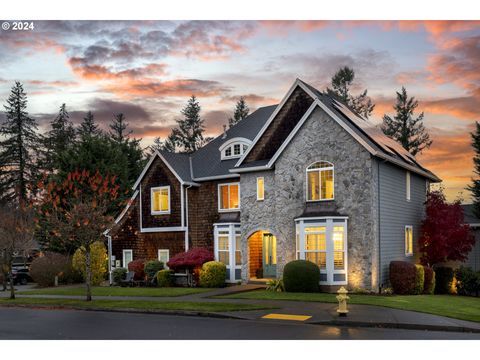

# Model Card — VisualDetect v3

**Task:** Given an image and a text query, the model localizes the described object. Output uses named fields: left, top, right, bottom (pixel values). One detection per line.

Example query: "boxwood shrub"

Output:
left=389, top=261, right=416, bottom=295
left=434, top=266, right=454, bottom=294
left=455, top=266, right=480, bottom=296
left=112, top=267, right=127, bottom=285
left=144, top=260, right=164, bottom=280
left=414, top=264, right=425, bottom=294
left=157, top=269, right=173, bottom=287
left=423, top=266, right=436, bottom=294
left=199, top=261, right=226, bottom=288
left=283, top=260, right=320, bottom=293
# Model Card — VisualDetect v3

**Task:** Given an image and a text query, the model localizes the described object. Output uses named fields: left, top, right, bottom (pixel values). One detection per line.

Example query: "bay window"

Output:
left=214, top=224, right=241, bottom=282
left=306, top=161, right=334, bottom=201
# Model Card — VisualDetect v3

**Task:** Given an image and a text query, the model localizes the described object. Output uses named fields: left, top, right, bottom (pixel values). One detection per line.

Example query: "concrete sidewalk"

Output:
left=2, top=284, right=480, bottom=333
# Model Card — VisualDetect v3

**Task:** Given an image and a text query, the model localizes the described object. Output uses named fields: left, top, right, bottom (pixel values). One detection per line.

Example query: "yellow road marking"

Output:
left=262, top=313, right=311, bottom=321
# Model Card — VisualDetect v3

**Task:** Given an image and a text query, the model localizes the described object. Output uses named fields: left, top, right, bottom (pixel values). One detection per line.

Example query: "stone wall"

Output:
left=240, top=105, right=379, bottom=289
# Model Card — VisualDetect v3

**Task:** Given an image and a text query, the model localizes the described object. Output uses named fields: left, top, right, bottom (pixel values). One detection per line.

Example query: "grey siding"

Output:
left=378, top=160, right=427, bottom=286
left=465, top=229, right=480, bottom=271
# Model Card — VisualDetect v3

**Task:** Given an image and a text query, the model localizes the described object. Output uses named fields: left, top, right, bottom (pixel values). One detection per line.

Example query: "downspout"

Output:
left=105, top=233, right=113, bottom=286
left=185, top=185, right=193, bottom=252
left=377, top=159, right=382, bottom=292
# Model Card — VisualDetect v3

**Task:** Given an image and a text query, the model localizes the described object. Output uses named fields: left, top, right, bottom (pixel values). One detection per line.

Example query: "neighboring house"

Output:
left=106, top=79, right=440, bottom=291
left=459, top=204, right=480, bottom=271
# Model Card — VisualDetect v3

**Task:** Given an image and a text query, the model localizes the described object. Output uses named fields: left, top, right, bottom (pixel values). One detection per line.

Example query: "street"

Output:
left=0, top=307, right=479, bottom=340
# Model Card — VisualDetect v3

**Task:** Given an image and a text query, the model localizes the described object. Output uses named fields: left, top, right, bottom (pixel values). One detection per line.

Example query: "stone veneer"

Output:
left=240, top=105, right=379, bottom=290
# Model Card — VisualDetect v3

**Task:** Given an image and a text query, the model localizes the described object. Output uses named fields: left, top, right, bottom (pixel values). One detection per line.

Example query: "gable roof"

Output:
left=461, top=204, right=480, bottom=227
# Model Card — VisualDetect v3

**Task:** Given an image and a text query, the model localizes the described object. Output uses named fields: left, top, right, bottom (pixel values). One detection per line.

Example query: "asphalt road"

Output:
left=0, top=307, right=479, bottom=340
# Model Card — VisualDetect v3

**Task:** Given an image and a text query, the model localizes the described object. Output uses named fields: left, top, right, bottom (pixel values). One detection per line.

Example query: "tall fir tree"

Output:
left=381, top=86, right=432, bottom=156
left=468, top=122, right=480, bottom=218
left=172, top=95, right=206, bottom=153
left=327, top=66, right=375, bottom=118
left=228, top=97, right=250, bottom=128
left=42, top=103, right=75, bottom=173
left=0, top=81, right=41, bottom=205
left=109, top=113, right=131, bottom=143
left=77, top=111, right=100, bottom=139
left=150, top=134, right=177, bottom=154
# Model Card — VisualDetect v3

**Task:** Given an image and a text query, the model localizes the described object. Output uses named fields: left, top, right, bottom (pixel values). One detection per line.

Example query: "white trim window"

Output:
left=151, top=186, right=170, bottom=214
left=256, top=177, right=265, bottom=201
left=306, top=161, right=334, bottom=201
left=158, top=249, right=170, bottom=268
left=406, top=171, right=411, bottom=201
left=405, top=225, right=413, bottom=256
left=219, top=138, right=252, bottom=160
left=214, top=224, right=241, bottom=283
left=218, top=183, right=240, bottom=211
left=122, top=249, right=133, bottom=268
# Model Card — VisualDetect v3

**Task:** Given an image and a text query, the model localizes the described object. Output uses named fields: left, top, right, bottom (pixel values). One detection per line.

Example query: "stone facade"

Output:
left=240, top=106, right=379, bottom=289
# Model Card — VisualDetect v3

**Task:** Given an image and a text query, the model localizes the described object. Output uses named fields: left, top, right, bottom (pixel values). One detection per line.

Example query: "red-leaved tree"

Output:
left=419, top=189, right=474, bottom=267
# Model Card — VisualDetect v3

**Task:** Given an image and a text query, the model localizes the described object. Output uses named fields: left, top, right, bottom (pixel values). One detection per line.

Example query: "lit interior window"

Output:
left=405, top=226, right=413, bottom=255
left=333, top=227, right=344, bottom=270
left=218, top=232, right=230, bottom=265
left=257, top=177, right=264, bottom=200
left=219, top=183, right=240, bottom=210
left=152, top=187, right=170, bottom=213
left=307, top=161, right=334, bottom=201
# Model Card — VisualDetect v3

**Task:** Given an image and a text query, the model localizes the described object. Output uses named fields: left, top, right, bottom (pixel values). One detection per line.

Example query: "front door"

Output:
left=262, top=233, right=276, bottom=278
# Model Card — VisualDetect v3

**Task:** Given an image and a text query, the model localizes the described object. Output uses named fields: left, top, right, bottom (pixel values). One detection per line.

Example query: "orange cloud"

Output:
left=221, top=93, right=279, bottom=106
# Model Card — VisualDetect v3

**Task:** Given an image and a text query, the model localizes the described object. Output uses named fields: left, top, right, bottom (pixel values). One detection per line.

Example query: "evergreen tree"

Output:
left=327, top=66, right=375, bottom=118
left=42, top=103, right=75, bottom=173
left=381, top=86, right=432, bottom=156
left=172, top=95, right=205, bottom=153
left=109, top=113, right=131, bottom=143
left=77, top=111, right=100, bottom=139
left=150, top=134, right=178, bottom=154
left=228, top=97, right=250, bottom=128
left=0, top=81, right=40, bottom=205
left=468, top=122, right=480, bottom=218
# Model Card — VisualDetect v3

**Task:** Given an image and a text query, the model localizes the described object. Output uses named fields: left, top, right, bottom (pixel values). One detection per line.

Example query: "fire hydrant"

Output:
left=336, top=287, right=350, bottom=317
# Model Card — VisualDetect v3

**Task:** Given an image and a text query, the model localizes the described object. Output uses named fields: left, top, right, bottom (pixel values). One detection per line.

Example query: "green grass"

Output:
left=0, top=297, right=274, bottom=313
left=218, top=290, right=480, bottom=323
left=17, top=286, right=212, bottom=297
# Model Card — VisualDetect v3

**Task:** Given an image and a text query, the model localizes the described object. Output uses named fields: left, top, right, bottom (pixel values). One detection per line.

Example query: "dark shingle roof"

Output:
left=157, top=150, right=193, bottom=183
left=461, top=204, right=480, bottom=225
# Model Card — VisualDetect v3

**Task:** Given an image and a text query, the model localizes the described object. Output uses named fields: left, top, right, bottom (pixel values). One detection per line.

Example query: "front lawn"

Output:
left=17, top=286, right=212, bottom=297
left=218, top=290, right=480, bottom=323
left=0, top=297, right=274, bottom=313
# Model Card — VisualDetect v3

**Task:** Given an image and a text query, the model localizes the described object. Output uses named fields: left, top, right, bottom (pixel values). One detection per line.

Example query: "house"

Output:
left=105, top=79, right=440, bottom=291
left=459, top=204, right=480, bottom=271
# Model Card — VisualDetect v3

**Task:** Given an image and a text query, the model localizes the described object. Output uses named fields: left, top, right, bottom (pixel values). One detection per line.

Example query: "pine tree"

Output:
left=78, top=111, right=100, bottom=139
left=0, top=81, right=41, bottom=205
left=150, top=134, right=177, bottom=154
left=381, top=87, right=432, bottom=156
left=468, top=122, right=480, bottom=218
left=172, top=95, right=205, bottom=153
left=228, top=97, right=250, bottom=128
left=42, top=103, right=75, bottom=173
left=109, top=113, right=131, bottom=143
left=327, top=66, right=375, bottom=118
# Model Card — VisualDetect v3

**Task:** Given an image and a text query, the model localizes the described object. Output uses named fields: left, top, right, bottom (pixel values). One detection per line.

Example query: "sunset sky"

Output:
left=0, top=20, right=479, bottom=202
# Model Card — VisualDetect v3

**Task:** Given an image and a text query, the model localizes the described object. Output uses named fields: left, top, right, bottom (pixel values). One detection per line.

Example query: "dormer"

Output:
left=219, top=137, right=252, bottom=160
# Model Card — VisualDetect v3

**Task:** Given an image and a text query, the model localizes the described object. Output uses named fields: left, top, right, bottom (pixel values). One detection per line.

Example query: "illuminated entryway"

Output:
left=248, top=230, right=277, bottom=279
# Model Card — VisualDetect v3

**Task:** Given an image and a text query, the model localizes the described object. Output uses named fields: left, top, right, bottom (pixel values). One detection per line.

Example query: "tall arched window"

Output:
left=306, top=161, right=334, bottom=201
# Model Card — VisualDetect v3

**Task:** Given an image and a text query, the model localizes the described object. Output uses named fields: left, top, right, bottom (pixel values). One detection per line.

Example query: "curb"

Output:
left=309, top=320, right=480, bottom=334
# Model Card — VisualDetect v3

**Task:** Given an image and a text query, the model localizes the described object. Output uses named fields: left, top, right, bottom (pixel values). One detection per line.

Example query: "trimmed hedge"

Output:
left=423, top=266, right=436, bottom=294
left=112, top=268, right=127, bottom=285
left=456, top=266, right=480, bottom=297
left=434, top=266, right=454, bottom=294
left=199, top=261, right=226, bottom=288
left=283, top=260, right=320, bottom=293
left=389, top=261, right=416, bottom=295
left=414, top=264, right=425, bottom=295
left=128, top=259, right=146, bottom=280
left=156, top=269, right=173, bottom=287
left=144, top=260, right=164, bottom=280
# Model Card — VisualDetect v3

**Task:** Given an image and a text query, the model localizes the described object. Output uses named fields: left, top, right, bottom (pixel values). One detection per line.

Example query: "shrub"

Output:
left=30, top=252, right=71, bottom=287
left=167, top=248, right=214, bottom=271
left=389, top=261, right=416, bottom=295
left=144, top=260, right=164, bottom=280
left=128, top=259, right=146, bottom=280
left=283, top=260, right=320, bottom=293
left=423, top=266, right=436, bottom=294
left=456, top=266, right=480, bottom=296
left=434, top=266, right=454, bottom=294
left=112, top=268, right=127, bottom=285
left=199, top=261, right=226, bottom=288
left=414, top=264, right=425, bottom=295
left=381, top=287, right=394, bottom=296
left=72, top=241, right=108, bottom=286
left=266, top=278, right=284, bottom=292
left=157, top=269, right=173, bottom=287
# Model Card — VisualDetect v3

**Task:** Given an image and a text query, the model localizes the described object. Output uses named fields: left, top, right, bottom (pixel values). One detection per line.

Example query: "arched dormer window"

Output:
left=306, top=161, right=334, bottom=201
left=219, top=137, right=252, bottom=160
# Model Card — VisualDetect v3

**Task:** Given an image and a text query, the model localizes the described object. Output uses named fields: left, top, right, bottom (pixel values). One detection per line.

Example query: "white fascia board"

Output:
left=294, top=216, right=349, bottom=222
left=229, top=165, right=270, bottom=173
left=140, top=226, right=187, bottom=233
left=132, top=153, right=158, bottom=190
left=193, top=173, right=240, bottom=181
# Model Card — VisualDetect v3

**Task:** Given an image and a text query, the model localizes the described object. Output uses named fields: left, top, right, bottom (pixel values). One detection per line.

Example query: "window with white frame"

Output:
left=151, top=186, right=170, bottom=214
left=217, top=230, right=230, bottom=265
left=256, top=177, right=264, bottom=201
left=218, top=183, right=240, bottom=211
left=405, top=225, right=413, bottom=256
left=220, top=138, right=251, bottom=160
left=122, top=249, right=133, bottom=268
left=235, top=230, right=241, bottom=266
left=304, top=226, right=327, bottom=269
left=406, top=171, right=411, bottom=201
left=158, top=249, right=169, bottom=268
left=306, top=161, right=334, bottom=201
left=214, top=224, right=241, bottom=283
